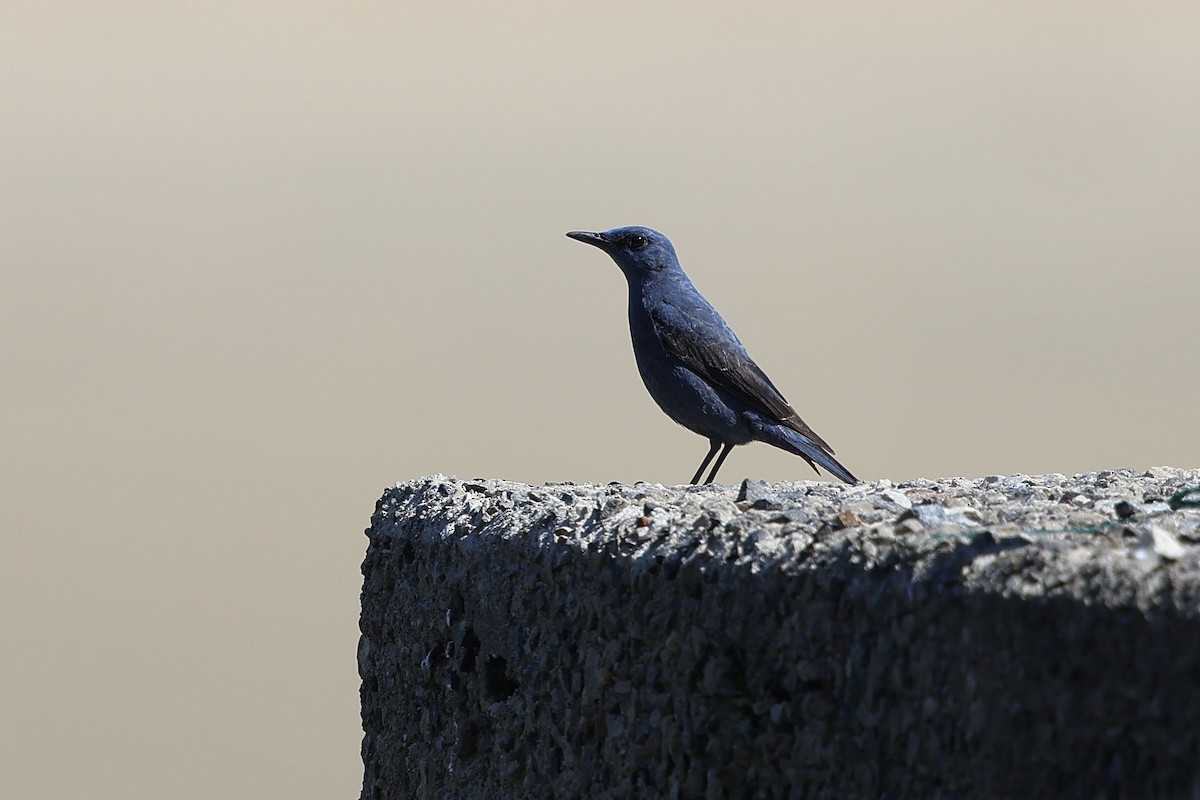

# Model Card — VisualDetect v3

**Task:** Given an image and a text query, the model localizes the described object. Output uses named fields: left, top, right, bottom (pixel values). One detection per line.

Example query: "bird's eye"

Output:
left=625, top=234, right=648, bottom=250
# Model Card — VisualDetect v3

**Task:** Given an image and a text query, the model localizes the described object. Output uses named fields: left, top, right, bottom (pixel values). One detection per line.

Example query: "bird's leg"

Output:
left=690, top=440, right=722, bottom=485
left=703, top=443, right=735, bottom=485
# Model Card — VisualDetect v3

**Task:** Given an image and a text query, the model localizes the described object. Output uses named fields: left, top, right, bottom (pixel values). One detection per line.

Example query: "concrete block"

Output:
left=359, top=469, right=1200, bottom=799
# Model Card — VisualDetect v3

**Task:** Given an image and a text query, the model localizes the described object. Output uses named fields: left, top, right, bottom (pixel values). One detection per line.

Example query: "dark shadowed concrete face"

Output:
left=566, top=226, right=858, bottom=486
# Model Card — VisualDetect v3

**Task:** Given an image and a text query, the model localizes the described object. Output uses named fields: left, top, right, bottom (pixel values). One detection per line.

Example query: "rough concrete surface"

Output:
left=359, top=469, right=1200, bottom=799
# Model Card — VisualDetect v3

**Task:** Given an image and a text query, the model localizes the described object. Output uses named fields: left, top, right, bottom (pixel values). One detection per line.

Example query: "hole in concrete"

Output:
left=484, top=655, right=519, bottom=700
left=460, top=628, right=480, bottom=674
left=447, top=590, right=464, bottom=625
left=457, top=720, right=480, bottom=758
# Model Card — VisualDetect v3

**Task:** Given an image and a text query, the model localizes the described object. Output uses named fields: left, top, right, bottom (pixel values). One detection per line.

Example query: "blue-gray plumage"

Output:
left=566, top=226, right=858, bottom=485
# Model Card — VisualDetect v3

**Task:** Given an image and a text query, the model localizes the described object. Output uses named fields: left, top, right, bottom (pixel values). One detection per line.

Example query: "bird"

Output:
left=565, top=226, right=857, bottom=486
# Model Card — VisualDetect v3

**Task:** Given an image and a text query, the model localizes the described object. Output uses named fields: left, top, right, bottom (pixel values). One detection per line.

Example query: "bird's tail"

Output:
left=752, top=418, right=859, bottom=485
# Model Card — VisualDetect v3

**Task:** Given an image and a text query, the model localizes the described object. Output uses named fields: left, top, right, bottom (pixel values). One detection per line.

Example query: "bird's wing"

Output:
left=649, top=302, right=836, bottom=455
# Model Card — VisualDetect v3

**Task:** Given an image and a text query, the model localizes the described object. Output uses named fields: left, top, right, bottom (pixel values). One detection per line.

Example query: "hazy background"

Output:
left=2, top=1, right=1197, bottom=797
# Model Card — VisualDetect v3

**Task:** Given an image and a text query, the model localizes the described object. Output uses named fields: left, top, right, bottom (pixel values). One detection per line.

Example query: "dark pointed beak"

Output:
left=565, top=230, right=609, bottom=249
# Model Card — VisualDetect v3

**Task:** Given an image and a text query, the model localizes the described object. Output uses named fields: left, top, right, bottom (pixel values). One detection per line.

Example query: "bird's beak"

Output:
left=565, top=230, right=609, bottom=249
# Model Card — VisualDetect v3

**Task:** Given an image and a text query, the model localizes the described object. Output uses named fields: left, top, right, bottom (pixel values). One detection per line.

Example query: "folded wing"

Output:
left=649, top=303, right=836, bottom=456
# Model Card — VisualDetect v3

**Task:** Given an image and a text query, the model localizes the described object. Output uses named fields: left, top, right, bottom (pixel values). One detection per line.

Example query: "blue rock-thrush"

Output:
left=566, top=226, right=857, bottom=485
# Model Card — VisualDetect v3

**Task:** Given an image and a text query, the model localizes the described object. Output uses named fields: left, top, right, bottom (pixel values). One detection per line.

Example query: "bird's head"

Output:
left=565, top=226, right=679, bottom=279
